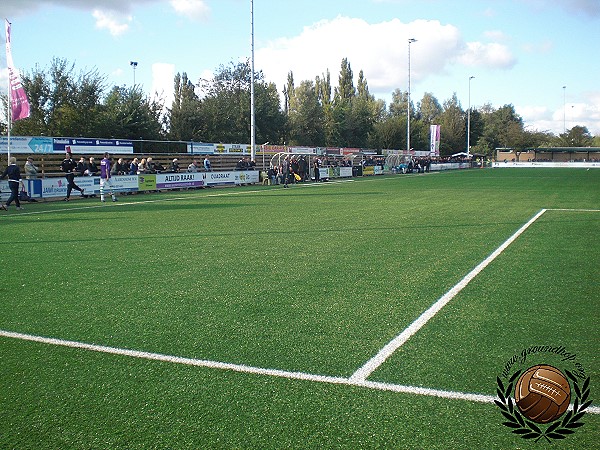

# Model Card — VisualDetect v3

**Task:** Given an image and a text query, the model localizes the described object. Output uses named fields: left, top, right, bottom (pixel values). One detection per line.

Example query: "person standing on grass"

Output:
left=100, top=153, right=118, bottom=203
left=282, top=155, right=290, bottom=188
left=61, top=151, right=86, bottom=201
left=1, top=157, right=24, bottom=210
left=313, top=157, right=320, bottom=182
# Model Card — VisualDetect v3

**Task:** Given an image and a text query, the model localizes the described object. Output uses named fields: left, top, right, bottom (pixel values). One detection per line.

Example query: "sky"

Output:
left=1, top=0, right=599, bottom=137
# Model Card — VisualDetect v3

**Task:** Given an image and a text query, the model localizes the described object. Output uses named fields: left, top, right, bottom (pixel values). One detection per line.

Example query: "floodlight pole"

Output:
left=130, top=61, right=138, bottom=87
left=562, top=85, right=566, bottom=134
left=407, top=38, right=417, bottom=153
left=467, top=76, right=474, bottom=158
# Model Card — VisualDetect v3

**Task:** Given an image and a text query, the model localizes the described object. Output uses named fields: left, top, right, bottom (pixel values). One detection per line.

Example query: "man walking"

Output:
left=60, top=151, right=86, bottom=201
left=100, top=152, right=118, bottom=202
left=1, top=157, right=24, bottom=210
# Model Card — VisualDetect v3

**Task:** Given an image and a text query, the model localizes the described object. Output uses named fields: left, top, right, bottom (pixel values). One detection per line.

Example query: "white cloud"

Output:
left=170, top=0, right=210, bottom=21
left=1, top=1, right=210, bottom=32
left=92, top=9, right=132, bottom=36
left=256, top=17, right=465, bottom=99
left=483, top=30, right=509, bottom=42
left=521, top=40, right=554, bottom=54
left=458, top=42, right=516, bottom=69
left=518, top=92, right=600, bottom=135
left=151, top=62, right=176, bottom=107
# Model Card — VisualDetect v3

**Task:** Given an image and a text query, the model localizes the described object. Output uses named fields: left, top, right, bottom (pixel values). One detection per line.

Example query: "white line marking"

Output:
left=547, top=208, right=600, bottom=212
left=1, top=329, right=597, bottom=414
left=1, top=178, right=355, bottom=218
left=349, top=209, right=549, bottom=382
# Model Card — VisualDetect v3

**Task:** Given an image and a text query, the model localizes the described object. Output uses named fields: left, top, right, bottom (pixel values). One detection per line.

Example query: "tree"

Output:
left=389, top=88, right=408, bottom=118
left=169, top=72, right=201, bottom=140
left=331, top=58, right=356, bottom=147
left=316, top=70, right=335, bottom=145
left=477, top=104, right=525, bottom=155
left=197, top=59, right=285, bottom=144
left=438, top=93, right=465, bottom=155
left=12, top=58, right=106, bottom=137
left=287, top=80, right=324, bottom=146
left=558, top=125, right=594, bottom=147
left=417, top=92, right=442, bottom=125
left=99, top=86, right=164, bottom=140
left=334, top=58, right=355, bottom=104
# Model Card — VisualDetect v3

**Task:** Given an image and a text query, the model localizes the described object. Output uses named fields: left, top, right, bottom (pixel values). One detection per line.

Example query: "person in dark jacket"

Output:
left=60, top=151, right=86, bottom=201
left=1, top=157, right=24, bottom=210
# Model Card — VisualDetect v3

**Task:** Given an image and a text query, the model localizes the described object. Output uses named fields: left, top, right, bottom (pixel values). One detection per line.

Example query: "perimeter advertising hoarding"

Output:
left=214, top=143, right=251, bottom=154
left=187, top=142, right=216, bottom=154
left=1, top=137, right=134, bottom=154
left=2, top=171, right=261, bottom=200
left=53, top=138, right=134, bottom=154
left=156, top=173, right=205, bottom=189
left=39, top=176, right=98, bottom=198
left=0, top=136, right=53, bottom=153
left=203, top=170, right=259, bottom=185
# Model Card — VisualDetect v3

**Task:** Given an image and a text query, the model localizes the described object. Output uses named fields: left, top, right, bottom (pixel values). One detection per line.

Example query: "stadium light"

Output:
left=130, top=61, right=138, bottom=87
left=467, top=76, right=475, bottom=157
left=407, top=38, right=417, bottom=153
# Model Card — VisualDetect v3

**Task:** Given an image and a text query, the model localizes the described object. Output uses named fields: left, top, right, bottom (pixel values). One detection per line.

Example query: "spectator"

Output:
left=86, top=157, right=98, bottom=176
left=24, top=156, right=39, bottom=179
left=112, top=158, right=128, bottom=175
left=282, top=155, right=290, bottom=188
left=1, top=157, right=23, bottom=210
left=170, top=158, right=180, bottom=173
left=299, top=156, right=308, bottom=181
left=129, top=157, right=139, bottom=175
left=76, top=157, right=87, bottom=176
left=138, top=158, right=147, bottom=174
left=146, top=157, right=155, bottom=173
left=268, top=165, right=278, bottom=185
left=188, top=160, right=199, bottom=172
left=203, top=156, right=212, bottom=171
left=290, top=157, right=299, bottom=182
left=313, top=157, right=320, bottom=182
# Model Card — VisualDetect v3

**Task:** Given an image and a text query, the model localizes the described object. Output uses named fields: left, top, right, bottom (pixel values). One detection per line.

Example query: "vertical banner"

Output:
left=5, top=20, right=30, bottom=121
left=430, top=125, right=441, bottom=157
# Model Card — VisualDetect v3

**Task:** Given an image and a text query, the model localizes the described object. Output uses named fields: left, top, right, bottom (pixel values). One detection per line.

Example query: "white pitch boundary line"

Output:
left=1, top=178, right=356, bottom=218
left=2, top=329, right=597, bottom=414
left=349, top=208, right=548, bottom=382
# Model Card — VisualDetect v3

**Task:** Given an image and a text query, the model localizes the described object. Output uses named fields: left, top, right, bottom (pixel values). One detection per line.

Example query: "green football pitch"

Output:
left=1, top=168, right=598, bottom=448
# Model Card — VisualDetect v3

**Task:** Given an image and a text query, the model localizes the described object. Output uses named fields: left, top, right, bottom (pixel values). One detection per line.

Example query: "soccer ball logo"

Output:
left=514, top=365, right=570, bottom=423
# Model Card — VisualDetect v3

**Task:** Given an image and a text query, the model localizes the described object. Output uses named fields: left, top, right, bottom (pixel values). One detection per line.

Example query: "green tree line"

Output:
left=2, top=57, right=597, bottom=155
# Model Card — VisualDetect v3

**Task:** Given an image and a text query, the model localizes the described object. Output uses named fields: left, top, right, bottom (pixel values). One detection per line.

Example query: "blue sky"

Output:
left=1, top=0, right=599, bottom=136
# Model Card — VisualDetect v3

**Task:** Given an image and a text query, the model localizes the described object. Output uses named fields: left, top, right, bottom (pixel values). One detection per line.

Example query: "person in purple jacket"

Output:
left=100, top=153, right=118, bottom=203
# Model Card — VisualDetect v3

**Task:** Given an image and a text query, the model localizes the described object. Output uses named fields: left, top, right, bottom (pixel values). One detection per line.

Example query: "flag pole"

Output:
left=5, top=19, right=12, bottom=162
left=7, top=60, right=12, bottom=163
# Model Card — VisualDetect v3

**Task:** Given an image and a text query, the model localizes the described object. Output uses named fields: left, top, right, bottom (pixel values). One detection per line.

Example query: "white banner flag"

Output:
left=5, top=20, right=30, bottom=121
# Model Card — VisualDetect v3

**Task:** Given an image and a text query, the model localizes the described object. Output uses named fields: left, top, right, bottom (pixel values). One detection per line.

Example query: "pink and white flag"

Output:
left=5, top=19, right=30, bottom=121
left=430, top=125, right=441, bottom=157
